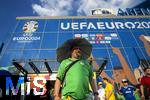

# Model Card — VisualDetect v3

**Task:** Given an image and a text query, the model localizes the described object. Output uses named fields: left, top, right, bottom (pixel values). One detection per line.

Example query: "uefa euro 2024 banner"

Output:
left=12, top=18, right=150, bottom=45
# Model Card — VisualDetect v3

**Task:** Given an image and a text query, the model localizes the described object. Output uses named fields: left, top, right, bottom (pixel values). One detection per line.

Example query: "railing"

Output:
left=12, top=59, right=59, bottom=75
left=12, top=58, right=108, bottom=76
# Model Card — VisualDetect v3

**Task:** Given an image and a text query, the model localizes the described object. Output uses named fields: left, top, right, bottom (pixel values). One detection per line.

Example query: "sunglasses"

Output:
left=72, top=47, right=81, bottom=50
left=122, top=81, right=128, bottom=83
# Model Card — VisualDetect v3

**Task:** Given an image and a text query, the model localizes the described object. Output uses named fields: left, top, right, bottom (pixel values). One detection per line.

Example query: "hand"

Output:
left=94, top=95, right=99, bottom=100
left=105, top=97, right=108, bottom=100
left=54, top=96, right=61, bottom=100
left=141, top=95, right=145, bottom=100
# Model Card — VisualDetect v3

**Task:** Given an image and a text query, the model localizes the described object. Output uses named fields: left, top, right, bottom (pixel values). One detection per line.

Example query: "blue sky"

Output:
left=0, top=0, right=34, bottom=43
left=0, top=0, right=147, bottom=44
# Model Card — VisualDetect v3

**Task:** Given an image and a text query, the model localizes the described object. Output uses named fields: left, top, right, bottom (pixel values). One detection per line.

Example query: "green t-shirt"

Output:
left=57, top=58, right=93, bottom=99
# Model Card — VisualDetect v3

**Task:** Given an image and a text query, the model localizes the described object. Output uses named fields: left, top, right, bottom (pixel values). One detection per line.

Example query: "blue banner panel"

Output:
left=0, top=17, right=149, bottom=82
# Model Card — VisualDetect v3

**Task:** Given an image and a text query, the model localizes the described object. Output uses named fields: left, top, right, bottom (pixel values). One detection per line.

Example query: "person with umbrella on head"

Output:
left=54, top=38, right=99, bottom=100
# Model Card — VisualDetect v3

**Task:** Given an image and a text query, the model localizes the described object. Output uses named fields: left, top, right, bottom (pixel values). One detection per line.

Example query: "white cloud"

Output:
left=32, top=0, right=146, bottom=16
left=32, top=0, right=73, bottom=16
left=32, top=4, right=52, bottom=16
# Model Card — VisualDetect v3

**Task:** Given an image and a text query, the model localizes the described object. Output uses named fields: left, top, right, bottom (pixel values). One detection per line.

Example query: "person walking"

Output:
left=140, top=68, right=150, bottom=100
left=98, top=82, right=105, bottom=100
left=120, top=79, right=137, bottom=100
left=54, top=38, right=99, bottom=100
left=103, top=77, right=115, bottom=100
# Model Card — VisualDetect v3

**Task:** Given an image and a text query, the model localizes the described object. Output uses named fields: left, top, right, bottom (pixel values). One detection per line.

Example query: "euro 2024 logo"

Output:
left=22, top=21, right=38, bottom=36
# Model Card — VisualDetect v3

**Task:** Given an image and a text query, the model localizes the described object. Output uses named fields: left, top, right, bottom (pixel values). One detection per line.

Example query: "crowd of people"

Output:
left=32, top=37, right=150, bottom=100
left=44, top=68, right=150, bottom=100
left=53, top=37, right=150, bottom=100
left=54, top=47, right=149, bottom=99
left=96, top=67, right=150, bottom=100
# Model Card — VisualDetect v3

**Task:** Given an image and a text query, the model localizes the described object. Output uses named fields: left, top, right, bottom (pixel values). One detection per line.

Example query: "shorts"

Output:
left=61, top=93, right=93, bottom=100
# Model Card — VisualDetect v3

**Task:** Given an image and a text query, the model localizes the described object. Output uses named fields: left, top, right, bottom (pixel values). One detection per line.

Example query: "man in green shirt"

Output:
left=54, top=47, right=99, bottom=100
